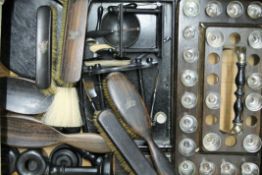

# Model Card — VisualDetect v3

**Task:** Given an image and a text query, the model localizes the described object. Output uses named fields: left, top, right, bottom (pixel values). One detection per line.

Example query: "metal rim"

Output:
left=100, top=12, right=140, bottom=48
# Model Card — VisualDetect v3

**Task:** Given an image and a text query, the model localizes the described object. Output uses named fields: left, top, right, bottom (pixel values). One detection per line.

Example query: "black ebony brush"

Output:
left=103, top=72, right=174, bottom=175
left=95, top=110, right=157, bottom=175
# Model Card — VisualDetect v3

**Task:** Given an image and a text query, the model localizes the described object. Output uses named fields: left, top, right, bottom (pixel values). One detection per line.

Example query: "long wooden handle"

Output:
left=61, top=0, right=89, bottom=83
left=62, top=133, right=111, bottom=153
left=36, top=6, right=52, bottom=89
left=148, top=138, right=175, bottom=175
left=2, top=114, right=110, bottom=153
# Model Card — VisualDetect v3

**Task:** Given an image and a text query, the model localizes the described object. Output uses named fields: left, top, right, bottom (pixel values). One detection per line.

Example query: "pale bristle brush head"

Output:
left=42, top=0, right=84, bottom=128
left=103, top=72, right=151, bottom=138
left=42, top=87, right=83, bottom=127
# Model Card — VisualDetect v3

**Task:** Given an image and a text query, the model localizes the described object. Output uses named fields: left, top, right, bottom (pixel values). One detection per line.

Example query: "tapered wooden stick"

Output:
left=1, top=114, right=110, bottom=153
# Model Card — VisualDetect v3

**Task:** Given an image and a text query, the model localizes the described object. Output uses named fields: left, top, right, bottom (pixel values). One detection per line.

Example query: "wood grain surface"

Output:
left=61, top=0, right=89, bottom=83
left=1, top=114, right=111, bottom=153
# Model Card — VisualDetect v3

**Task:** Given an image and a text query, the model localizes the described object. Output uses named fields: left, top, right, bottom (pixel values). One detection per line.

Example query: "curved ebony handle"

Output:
left=233, top=62, right=246, bottom=123
left=148, top=138, right=175, bottom=175
left=96, top=5, right=103, bottom=31
left=232, top=48, right=246, bottom=133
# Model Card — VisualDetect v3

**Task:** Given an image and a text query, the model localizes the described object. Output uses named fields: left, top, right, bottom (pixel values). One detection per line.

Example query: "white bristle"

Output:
left=42, top=87, right=83, bottom=127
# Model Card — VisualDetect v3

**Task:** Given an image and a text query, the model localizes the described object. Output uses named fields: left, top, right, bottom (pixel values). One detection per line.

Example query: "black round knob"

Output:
left=95, top=156, right=104, bottom=166
left=48, top=153, right=114, bottom=175
left=16, top=150, right=47, bottom=175
left=79, top=151, right=98, bottom=166
left=87, top=66, right=94, bottom=71
left=94, top=64, right=102, bottom=70
left=50, top=145, right=82, bottom=167
left=1, top=145, right=19, bottom=175
left=101, top=153, right=114, bottom=175
left=135, top=58, right=142, bottom=64
left=146, top=57, right=153, bottom=63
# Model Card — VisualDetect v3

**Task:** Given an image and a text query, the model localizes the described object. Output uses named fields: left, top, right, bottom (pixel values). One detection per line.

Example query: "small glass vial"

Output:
left=241, top=162, right=259, bottom=175
left=220, top=161, right=236, bottom=175
left=181, top=92, right=197, bottom=109
left=247, top=73, right=262, bottom=90
left=206, top=1, right=223, bottom=17
left=203, top=132, right=221, bottom=151
left=179, top=115, right=198, bottom=133
left=178, top=138, right=196, bottom=157
left=181, top=70, right=198, bottom=87
left=183, top=48, right=199, bottom=63
left=183, top=0, right=200, bottom=17
left=243, top=134, right=262, bottom=153
left=205, top=92, right=220, bottom=109
left=206, top=31, right=224, bottom=48
left=248, top=30, right=262, bottom=49
left=179, top=160, right=196, bottom=175
left=183, top=26, right=196, bottom=40
left=245, top=93, right=262, bottom=112
left=247, top=2, right=262, bottom=19
left=199, top=160, right=216, bottom=175
left=227, top=1, right=244, bottom=18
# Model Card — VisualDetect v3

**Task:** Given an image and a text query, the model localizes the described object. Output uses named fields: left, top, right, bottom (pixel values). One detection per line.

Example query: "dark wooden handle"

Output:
left=1, top=114, right=110, bottom=153
left=36, top=6, right=52, bottom=89
left=97, top=110, right=157, bottom=175
left=62, top=133, right=111, bottom=153
left=148, top=138, right=174, bottom=175
left=233, top=63, right=246, bottom=124
left=233, top=50, right=246, bottom=125
left=61, top=0, right=89, bottom=83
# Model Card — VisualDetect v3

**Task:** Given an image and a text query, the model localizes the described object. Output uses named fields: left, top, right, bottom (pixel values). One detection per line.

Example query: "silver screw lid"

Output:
left=220, top=161, right=236, bottom=175
left=205, top=92, right=220, bottom=109
left=206, top=30, right=224, bottom=48
left=179, top=160, right=196, bottom=175
left=206, top=1, right=223, bottom=17
left=154, top=112, right=167, bottom=124
left=183, top=48, right=199, bottom=63
left=245, top=93, right=262, bottom=112
left=247, top=73, right=262, bottom=90
left=199, top=160, right=216, bottom=175
left=183, top=0, right=200, bottom=17
left=241, top=162, right=259, bottom=175
left=179, top=115, right=198, bottom=133
left=203, top=132, right=222, bottom=151
left=243, top=134, right=262, bottom=153
left=181, top=70, right=198, bottom=87
left=181, top=92, right=197, bottom=109
left=227, top=1, right=244, bottom=18
left=178, top=138, right=197, bottom=157
left=248, top=30, right=262, bottom=49
left=183, top=26, right=196, bottom=40
left=247, top=2, right=262, bottom=19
